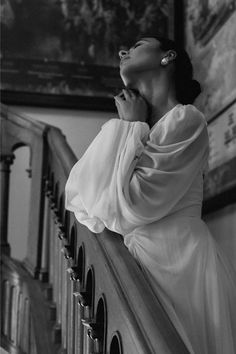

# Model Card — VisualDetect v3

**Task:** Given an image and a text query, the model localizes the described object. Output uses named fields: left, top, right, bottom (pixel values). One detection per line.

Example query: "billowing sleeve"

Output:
left=65, top=118, right=150, bottom=233
left=65, top=105, right=209, bottom=235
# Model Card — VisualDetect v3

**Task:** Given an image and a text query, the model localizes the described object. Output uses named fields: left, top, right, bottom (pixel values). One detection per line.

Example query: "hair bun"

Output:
left=144, top=35, right=202, bottom=104
left=177, top=78, right=201, bottom=104
left=190, top=79, right=201, bottom=98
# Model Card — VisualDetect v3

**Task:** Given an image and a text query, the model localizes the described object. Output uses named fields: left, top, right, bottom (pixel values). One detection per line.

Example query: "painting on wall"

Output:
left=185, top=0, right=236, bottom=121
left=185, top=0, right=236, bottom=211
left=189, top=0, right=235, bottom=46
left=1, top=0, right=176, bottom=110
left=203, top=99, right=236, bottom=213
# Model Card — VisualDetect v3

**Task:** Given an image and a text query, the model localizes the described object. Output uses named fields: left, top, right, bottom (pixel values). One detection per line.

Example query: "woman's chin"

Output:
left=120, top=71, right=134, bottom=88
left=119, top=75, right=128, bottom=87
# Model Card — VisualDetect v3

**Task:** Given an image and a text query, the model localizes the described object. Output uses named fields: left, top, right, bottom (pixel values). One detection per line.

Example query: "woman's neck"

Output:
left=128, top=73, right=179, bottom=128
left=148, top=96, right=179, bottom=128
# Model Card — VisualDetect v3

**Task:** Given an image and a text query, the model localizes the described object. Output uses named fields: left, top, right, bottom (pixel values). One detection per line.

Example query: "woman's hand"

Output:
left=114, top=89, right=148, bottom=123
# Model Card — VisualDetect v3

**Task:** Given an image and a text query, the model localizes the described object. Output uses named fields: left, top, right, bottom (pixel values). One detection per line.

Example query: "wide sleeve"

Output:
left=65, top=118, right=150, bottom=233
left=65, top=105, right=209, bottom=235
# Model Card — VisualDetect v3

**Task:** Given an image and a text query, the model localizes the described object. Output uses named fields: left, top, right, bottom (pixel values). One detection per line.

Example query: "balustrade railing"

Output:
left=1, top=254, right=59, bottom=354
left=0, top=104, right=189, bottom=354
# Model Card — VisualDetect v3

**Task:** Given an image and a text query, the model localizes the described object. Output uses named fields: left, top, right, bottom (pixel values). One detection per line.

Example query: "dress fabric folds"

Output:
left=65, top=104, right=236, bottom=354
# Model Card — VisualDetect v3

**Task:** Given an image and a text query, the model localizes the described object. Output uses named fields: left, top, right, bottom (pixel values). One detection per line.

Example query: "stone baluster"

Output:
left=56, top=220, right=66, bottom=329
left=54, top=205, right=63, bottom=325
left=73, top=290, right=83, bottom=354
left=22, top=298, right=30, bottom=353
left=87, top=322, right=103, bottom=354
left=61, top=259, right=68, bottom=351
left=47, top=188, right=54, bottom=286
left=10, top=286, right=19, bottom=344
left=57, top=231, right=62, bottom=325
left=2, top=280, right=10, bottom=337
left=82, top=319, right=99, bottom=354
left=81, top=299, right=93, bottom=353
left=62, top=239, right=74, bottom=348
left=66, top=265, right=82, bottom=354
left=17, top=292, right=23, bottom=347
left=0, top=154, right=15, bottom=256
left=79, top=291, right=92, bottom=354
left=51, top=196, right=58, bottom=304
left=68, top=278, right=75, bottom=354
left=39, top=180, right=50, bottom=282
left=55, top=219, right=60, bottom=317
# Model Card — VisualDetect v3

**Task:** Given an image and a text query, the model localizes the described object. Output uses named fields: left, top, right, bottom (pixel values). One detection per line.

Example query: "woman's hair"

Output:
left=141, top=35, right=201, bottom=104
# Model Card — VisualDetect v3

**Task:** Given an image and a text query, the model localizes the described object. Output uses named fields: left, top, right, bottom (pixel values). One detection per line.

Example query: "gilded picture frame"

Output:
left=1, top=0, right=179, bottom=111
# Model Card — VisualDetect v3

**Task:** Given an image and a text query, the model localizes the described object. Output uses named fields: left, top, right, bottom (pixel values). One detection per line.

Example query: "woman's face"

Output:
left=119, top=37, right=163, bottom=85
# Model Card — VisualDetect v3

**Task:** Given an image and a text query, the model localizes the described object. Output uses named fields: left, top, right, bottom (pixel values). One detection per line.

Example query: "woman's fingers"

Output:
left=121, top=89, right=130, bottom=100
left=114, top=95, right=124, bottom=105
left=114, top=97, right=124, bottom=119
left=123, top=88, right=138, bottom=100
left=115, top=88, right=138, bottom=102
left=128, top=89, right=137, bottom=98
left=118, top=91, right=125, bottom=99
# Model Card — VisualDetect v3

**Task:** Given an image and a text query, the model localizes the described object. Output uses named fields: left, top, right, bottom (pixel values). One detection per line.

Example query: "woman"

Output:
left=65, top=36, right=236, bottom=353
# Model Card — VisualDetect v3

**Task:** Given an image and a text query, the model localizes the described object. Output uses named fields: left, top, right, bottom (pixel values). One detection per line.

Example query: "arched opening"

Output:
left=64, top=210, right=70, bottom=240
left=110, top=334, right=122, bottom=354
left=95, top=297, right=107, bottom=353
left=53, top=181, right=59, bottom=217
left=80, top=268, right=95, bottom=354
left=77, top=244, right=85, bottom=284
left=70, top=226, right=77, bottom=261
left=8, top=146, right=31, bottom=260
left=85, top=268, right=94, bottom=309
left=59, top=194, right=65, bottom=223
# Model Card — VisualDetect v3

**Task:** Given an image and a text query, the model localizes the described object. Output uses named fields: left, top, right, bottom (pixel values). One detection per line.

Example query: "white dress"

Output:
left=65, top=104, right=236, bottom=354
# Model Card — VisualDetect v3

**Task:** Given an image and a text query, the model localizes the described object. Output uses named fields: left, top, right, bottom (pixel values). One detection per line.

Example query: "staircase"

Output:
left=0, top=104, right=189, bottom=354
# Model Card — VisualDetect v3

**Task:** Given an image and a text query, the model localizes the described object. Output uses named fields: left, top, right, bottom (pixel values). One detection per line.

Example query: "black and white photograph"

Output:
left=1, top=1, right=236, bottom=354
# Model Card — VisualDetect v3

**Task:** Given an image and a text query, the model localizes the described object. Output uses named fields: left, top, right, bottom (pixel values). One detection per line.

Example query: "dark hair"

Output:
left=141, top=35, right=201, bottom=104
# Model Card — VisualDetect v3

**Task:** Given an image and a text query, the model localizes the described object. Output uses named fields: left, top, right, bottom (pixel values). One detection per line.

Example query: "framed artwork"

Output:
left=185, top=1, right=236, bottom=213
left=188, top=0, right=235, bottom=46
left=203, top=99, right=236, bottom=214
left=1, top=0, right=177, bottom=111
left=185, top=0, right=236, bottom=121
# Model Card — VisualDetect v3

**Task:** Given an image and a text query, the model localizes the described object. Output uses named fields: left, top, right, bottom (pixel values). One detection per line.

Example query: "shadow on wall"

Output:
left=8, top=146, right=31, bottom=261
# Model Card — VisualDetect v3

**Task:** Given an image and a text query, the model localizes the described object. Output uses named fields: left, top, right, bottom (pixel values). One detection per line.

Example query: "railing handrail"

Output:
left=47, top=126, right=77, bottom=176
left=1, top=104, right=46, bottom=135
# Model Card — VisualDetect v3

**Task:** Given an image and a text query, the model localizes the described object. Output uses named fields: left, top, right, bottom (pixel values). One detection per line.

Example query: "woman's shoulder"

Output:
left=176, top=104, right=205, bottom=122
left=150, top=104, right=207, bottom=145
left=161, top=104, right=206, bottom=129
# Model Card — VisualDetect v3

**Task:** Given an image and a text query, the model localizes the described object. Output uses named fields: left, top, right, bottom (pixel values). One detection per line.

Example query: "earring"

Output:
left=161, top=57, right=169, bottom=66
